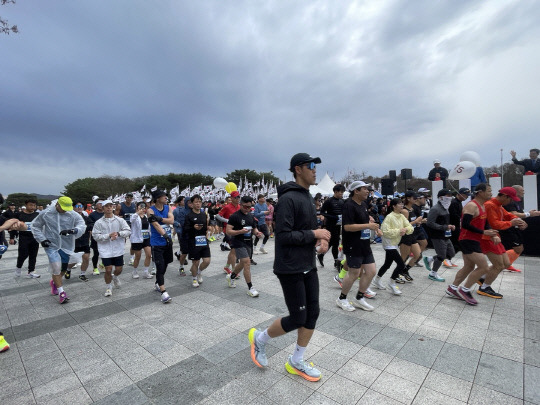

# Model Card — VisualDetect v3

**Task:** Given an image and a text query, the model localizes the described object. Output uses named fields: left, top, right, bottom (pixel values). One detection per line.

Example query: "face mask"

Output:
left=439, top=196, right=452, bottom=210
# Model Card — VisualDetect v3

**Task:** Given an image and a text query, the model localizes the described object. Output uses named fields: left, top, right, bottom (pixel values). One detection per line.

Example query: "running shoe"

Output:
left=143, top=272, right=153, bottom=279
left=371, top=276, right=386, bottom=290
left=132, top=270, right=139, bottom=279
left=445, top=286, right=462, bottom=300
left=428, top=273, right=445, bottom=282
left=477, top=286, right=503, bottom=299
left=259, top=247, right=268, bottom=254
left=59, top=291, right=69, bottom=304
left=415, top=261, right=424, bottom=268
left=395, top=276, right=406, bottom=284
left=220, top=244, right=230, bottom=251
left=450, top=261, right=459, bottom=267
left=0, top=335, right=10, bottom=352
left=64, top=270, right=71, bottom=280
left=196, top=272, right=203, bottom=284
left=364, top=288, right=377, bottom=299
left=161, top=292, right=172, bottom=303
left=253, top=249, right=259, bottom=255
left=317, top=254, right=324, bottom=267
left=179, top=268, right=186, bottom=277
left=458, top=287, right=478, bottom=305
left=333, top=275, right=343, bottom=288
left=285, top=355, right=322, bottom=382
left=247, top=287, right=259, bottom=297
left=151, top=268, right=156, bottom=275
left=443, top=259, right=453, bottom=268
left=387, top=281, right=402, bottom=295
left=223, top=266, right=232, bottom=275
left=192, top=279, right=199, bottom=288
left=351, top=297, right=374, bottom=311
left=402, top=272, right=413, bottom=282
left=251, top=259, right=258, bottom=265
left=72, top=263, right=79, bottom=269
left=226, top=274, right=236, bottom=288
left=79, top=274, right=89, bottom=282
left=506, top=265, right=522, bottom=273
left=26, top=272, right=40, bottom=279
left=129, top=258, right=134, bottom=266
left=98, top=263, right=105, bottom=271
left=155, top=283, right=161, bottom=292
left=423, top=256, right=432, bottom=271
left=93, top=268, right=100, bottom=276
left=15, top=268, right=22, bottom=277
left=174, top=252, right=181, bottom=261
left=112, top=277, right=121, bottom=288
left=336, top=298, right=355, bottom=312
left=104, top=288, right=112, bottom=297
left=50, top=279, right=58, bottom=295
left=248, top=328, right=268, bottom=367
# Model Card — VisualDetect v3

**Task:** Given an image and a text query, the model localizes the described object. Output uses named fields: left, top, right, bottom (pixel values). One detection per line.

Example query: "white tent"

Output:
left=316, top=172, right=336, bottom=196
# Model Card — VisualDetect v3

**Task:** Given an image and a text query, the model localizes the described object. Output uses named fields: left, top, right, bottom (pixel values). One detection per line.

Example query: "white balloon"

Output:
left=459, top=151, right=481, bottom=167
left=213, top=177, right=228, bottom=189
left=448, top=161, right=477, bottom=180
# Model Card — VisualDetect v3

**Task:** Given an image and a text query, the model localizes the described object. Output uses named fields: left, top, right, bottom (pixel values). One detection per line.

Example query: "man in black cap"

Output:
left=247, top=153, right=330, bottom=382
left=449, top=187, right=470, bottom=255
left=117, top=193, right=137, bottom=265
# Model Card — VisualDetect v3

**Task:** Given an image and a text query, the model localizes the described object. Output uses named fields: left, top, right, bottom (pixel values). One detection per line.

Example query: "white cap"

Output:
left=102, top=200, right=114, bottom=206
left=433, top=159, right=441, bottom=164
left=418, top=187, right=429, bottom=193
left=348, top=180, right=373, bottom=192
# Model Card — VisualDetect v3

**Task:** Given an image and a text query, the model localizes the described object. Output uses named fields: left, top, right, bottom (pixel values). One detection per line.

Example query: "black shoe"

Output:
left=174, top=252, right=180, bottom=261
left=402, top=272, right=413, bottom=282
left=334, top=260, right=340, bottom=269
left=251, top=259, right=257, bottom=265
left=184, top=260, right=188, bottom=265
left=79, top=274, right=89, bottom=282
left=64, top=270, right=71, bottom=280
left=221, top=244, right=230, bottom=251
left=477, top=286, right=503, bottom=299
left=317, top=254, right=324, bottom=267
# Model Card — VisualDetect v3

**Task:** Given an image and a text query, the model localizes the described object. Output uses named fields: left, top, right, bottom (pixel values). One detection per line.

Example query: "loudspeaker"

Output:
left=389, top=170, right=396, bottom=181
left=381, top=179, right=394, bottom=196
left=401, top=168, right=412, bottom=180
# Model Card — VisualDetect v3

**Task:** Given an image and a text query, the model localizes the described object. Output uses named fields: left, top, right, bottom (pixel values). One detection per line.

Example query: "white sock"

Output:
left=450, top=284, right=458, bottom=290
left=143, top=266, right=149, bottom=273
left=291, top=344, right=306, bottom=363
left=430, top=271, right=438, bottom=278
left=256, top=329, right=271, bottom=345
left=57, top=286, right=64, bottom=293
left=106, top=283, right=112, bottom=289
left=261, top=244, right=265, bottom=249
left=80, top=271, right=86, bottom=275
left=130, top=255, right=135, bottom=260
left=481, top=283, right=490, bottom=289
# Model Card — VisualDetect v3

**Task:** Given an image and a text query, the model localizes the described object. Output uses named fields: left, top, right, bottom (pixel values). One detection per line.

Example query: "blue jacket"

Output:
left=469, top=166, right=487, bottom=187
left=253, top=203, right=268, bottom=226
left=173, top=206, right=190, bottom=235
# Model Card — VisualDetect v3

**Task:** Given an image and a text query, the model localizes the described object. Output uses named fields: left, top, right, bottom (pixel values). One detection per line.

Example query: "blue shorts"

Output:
left=45, top=248, right=71, bottom=264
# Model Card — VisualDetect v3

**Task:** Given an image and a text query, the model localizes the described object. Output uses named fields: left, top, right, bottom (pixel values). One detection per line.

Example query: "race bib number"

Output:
left=195, top=235, right=207, bottom=246
left=361, top=229, right=371, bottom=240
left=337, top=214, right=342, bottom=225
left=25, top=222, right=33, bottom=231
left=445, top=229, right=452, bottom=238
left=162, top=225, right=172, bottom=237
left=142, top=229, right=150, bottom=239
left=124, top=214, right=131, bottom=221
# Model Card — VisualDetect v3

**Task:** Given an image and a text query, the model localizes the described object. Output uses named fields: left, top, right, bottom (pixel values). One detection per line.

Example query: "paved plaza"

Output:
left=1, top=239, right=539, bottom=404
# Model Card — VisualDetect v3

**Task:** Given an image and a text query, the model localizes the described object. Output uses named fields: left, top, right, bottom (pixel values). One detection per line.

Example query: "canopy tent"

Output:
left=315, top=172, right=336, bottom=196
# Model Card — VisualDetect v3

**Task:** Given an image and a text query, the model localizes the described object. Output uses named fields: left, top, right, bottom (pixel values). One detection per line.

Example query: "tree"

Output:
left=1, top=0, right=18, bottom=35
left=225, top=169, right=280, bottom=186
left=3, top=193, right=37, bottom=208
left=63, top=177, right=99, bottom=205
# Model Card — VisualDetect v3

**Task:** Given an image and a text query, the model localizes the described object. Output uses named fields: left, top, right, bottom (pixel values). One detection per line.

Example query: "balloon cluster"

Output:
left=213, top=177, right=237, bottom=194
left=448, top=151, right=481, bottom=180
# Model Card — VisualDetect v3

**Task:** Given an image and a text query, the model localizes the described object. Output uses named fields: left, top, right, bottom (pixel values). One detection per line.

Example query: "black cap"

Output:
left=437, top=188, right=453, bottom=197
left=289, top=153, right=322, bottom=172
left=404, top=191, right=418, bottom=198
left=126, top=193, right=133, bottom=197
left=151, top=189, right=167, bottom=201
left=8, top=201, right=15, bottom=205
left=458, top=188, right=470, bottom=196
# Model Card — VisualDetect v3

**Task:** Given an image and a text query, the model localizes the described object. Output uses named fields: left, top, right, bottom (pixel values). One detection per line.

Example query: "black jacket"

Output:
left=273, top=181, right=317, bottom=275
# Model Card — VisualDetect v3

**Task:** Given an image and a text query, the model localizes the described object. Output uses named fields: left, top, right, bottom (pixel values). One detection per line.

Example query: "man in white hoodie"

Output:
left=92, top=200, right=131, bottom=297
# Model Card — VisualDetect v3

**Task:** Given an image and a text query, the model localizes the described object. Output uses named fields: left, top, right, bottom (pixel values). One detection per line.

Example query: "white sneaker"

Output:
left=151, top=267, right=156, bottom=275
left=371, top=276, right=386, bottom=290
left=197, top=272, right=203, bottom=284
left=132, top=270, right=139, bottom=279
left=336, top=298, right=355, bottom=312
left=104, top=288, right=112, bottom=297
left=129, top=258, right=134, bottom=266
left=72, top=263, right=78, bottom=269
left=161, top=292, right=172, bottom=303
left=15, top=268, right=21, bottom=277
left=253, top=250, right=259, bottom=255
left=192, top=279, right=199, bottom=288
left=143, top=272, right=153, bottom=279
left=247, top=287, right=259, bottom=297
left=226, top=274, right=236, bottom=288
left=112, top=277, right=121, bottom=288
left=26, top=272, right=41, bottom=279
left=155, top=283, right=161, bottom=292
left=364, top=288, right=377, bottom=299
left=351, top=297, right=374, bottom=311
left=387, top=281, right=402, bottom=295
left=259, top=248, right=268, bottom=254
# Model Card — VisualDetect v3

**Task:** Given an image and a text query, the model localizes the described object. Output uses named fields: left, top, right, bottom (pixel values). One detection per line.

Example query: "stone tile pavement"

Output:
left=1, top=238, right=539, bottom=404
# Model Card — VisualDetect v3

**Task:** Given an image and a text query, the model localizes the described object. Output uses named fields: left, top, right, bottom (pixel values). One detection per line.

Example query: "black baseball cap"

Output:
left=437, top=188, right=453, bottom=197
left=289, top=153, right=321, bottom=172
left=458, top=188, right=470, bottom=196
left=151, top=190, right=167, bottom=201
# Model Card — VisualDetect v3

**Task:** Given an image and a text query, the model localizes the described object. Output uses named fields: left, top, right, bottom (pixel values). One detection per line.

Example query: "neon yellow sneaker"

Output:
left=0, top=336, right=10, bottom=353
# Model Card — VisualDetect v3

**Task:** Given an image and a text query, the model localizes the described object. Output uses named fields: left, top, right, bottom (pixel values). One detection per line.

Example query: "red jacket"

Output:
left=484, top=198, right=516, bottom=231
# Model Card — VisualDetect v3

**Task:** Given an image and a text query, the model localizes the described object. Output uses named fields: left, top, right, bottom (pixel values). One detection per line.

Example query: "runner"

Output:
left=148, top=190, right=174, bottom=303
left=183, top=194, right=211, bottom=288
left=216, top=192, right=241, bottom=274
left=399, top=191, right=424, bottom=281
left=318, top=184, right=345, bottom=269
left=248, top=153, right=330, bottom=382
left=172, top=196, right=189, bottom=276
left=226, top=195, right=263, bottom=296
left=253, top=194, right=270, bottom=254
left=129, top=202, right=153, bottom=279
left=31, top=197, right=86, bottom=304
left=14, top=198, right=41, bottom=278
left=67, top=202, right=92, bottom=281
left=116, top=193, right=137, bottom=265
left=92, top=200, right=131, bottom=297
left=88, top=200, right=105, bottom=276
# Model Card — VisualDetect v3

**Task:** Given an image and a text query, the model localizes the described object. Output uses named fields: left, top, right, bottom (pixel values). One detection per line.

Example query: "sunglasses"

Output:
left=302, top=162, right=316, bottom=170
left=74, top=204, right=83, bottom=208
left=241, top=204, right=252, bottom=209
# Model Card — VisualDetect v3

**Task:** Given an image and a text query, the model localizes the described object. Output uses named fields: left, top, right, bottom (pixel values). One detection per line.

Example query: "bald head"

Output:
left=512, top=185, right=524, bottom=198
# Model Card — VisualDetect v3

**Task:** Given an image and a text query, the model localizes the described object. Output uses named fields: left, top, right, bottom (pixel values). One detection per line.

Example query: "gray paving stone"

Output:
left=353, top=346, right=394, bottom=370
left=84, top=371, right=133, bottom=402
left=395, top=334, right=444, bottom=368
left=11, top=313, right=77, bottom=342
left=483, top=330, right=524, bottom=362
left=317, top=373, right=366, bottom=405
left=336, top=358, right=381, bottom=387
left=431, top=342, right=481, bottom=382
left=422, top=369, right=472, bottom=403
left=412, top=387, right=467, bottom=404
left=32, top=373, right=82, bottom=401
left=93, top=384, right=150, bottom=405
left=341, top=319, right=385, bottom=346
left=385, top=357, right=430, bottom=385
left=316, top=312, right=360, bottom=335
left=0, top=389, right=36, bottom=405
left=524, top=364, right=540, bottom=404
left=366, top=326, right=413, bottom=356
left=525, top=337, right=540, bottom=367
left=525, top=320, right=540, bottom=340
left=0, top=376, right=31, bottom=401
left=371, top=371, right=421, bottom=404
left=263, top=375, right=315, bottom=404
left=359, top=389, right=404, bottom=404
left=468, top=383, right=524, bottom=405
left=526, top=305, right=540, bottom=322
left=302, top=391, right=341, bottom=405
left=475, top=353, right=523, bottom=399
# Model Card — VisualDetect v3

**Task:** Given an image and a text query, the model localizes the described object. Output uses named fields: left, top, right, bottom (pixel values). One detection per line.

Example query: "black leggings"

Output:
left=277, top=269, right=320, bottom=332
left=328, top=225, right=341, bottom=260
left=17, top=237, right=39, bottom=271
left=377, top=249, right=405, bottom=280
left=91, top=238, right=100, bottom=268
left=152, top=245, right=173, bottom=287
left=254, top=224, right=270, bottom=246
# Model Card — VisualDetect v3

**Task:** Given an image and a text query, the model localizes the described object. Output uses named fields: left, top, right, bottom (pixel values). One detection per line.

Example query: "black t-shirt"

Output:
left=228, top=210, right=256, bottom=249
left=503, top=200, right=523, bottom=214
left=321, top=197, right=344, bottom=227
left=341, top=198, right=372, bottom=257
left=184, top=210, right=208, bottom=246
left=15, top=211, right=39, bottom=238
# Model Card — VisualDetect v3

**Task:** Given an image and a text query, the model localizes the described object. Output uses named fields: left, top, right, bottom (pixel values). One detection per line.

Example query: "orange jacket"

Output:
left=484, top=198, right=516, bottom=231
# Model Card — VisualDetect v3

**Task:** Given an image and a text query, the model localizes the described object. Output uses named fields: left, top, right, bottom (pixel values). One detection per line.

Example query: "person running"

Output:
left=216, top=191, right=241, bottom=274
left=411, top=194, right=429, bottom=268
left=88, top=200, right=105, bottom=275
left=372, top=198, right=414, bottom=295
left=265, top=198, right=275, bottom=237
left=183, top=194, right=211, bottom=288
left=445, top=183, right=500, bottom=305
left=31, top=197, right=86, bottom=304
left=399, top=191, right=424, bottom=281
left=335, top=181, right=382, bottom=312
left=172, top=196, right=189, bottom=276
left=318, top=184, right=345, bottom=269
left=253, top=194, right=271, bottom=254
left=148, top=190, right=174, bottom=303
left=423, top=189, right=456, bottom=282
left=117, top=193, right=137, bottom=265
left=226, top=195, right=263, bottom=296
left=67, top=202, right=92, bottom=281
left=129, top=202, right=153, bottom=279
left=14, top=198, right=41, bottom=278
left=92, top=200, right=131, bottom=297
left=248, top=153, right=330, bottom=382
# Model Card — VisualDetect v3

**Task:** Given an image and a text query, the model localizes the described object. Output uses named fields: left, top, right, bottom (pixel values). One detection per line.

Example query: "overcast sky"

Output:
left=2, top=0, right=539, bottom=195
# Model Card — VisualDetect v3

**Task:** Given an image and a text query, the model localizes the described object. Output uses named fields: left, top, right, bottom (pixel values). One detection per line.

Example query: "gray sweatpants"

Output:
left=432, top=238, right=455, bottom=272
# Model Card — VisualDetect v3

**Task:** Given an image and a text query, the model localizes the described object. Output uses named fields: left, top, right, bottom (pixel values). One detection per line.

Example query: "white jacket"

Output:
left=92, top=215, right=131, bottom=258
left=130, top=213, right=149, bottom=243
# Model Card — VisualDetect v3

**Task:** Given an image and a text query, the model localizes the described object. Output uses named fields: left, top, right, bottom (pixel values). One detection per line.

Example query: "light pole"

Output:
left=500, top=148, right=504, bottom=186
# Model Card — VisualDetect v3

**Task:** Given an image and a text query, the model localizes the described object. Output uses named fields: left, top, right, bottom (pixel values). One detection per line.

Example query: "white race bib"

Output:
left=195, top=235, right=207, bottom=246
left=361, top=229, right=371, bottom=240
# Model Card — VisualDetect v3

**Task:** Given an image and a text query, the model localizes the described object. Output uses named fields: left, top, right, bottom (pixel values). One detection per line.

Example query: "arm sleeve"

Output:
left=275, top=197, right=315, bottom=246
left=461, top=213, right=484, bottom=234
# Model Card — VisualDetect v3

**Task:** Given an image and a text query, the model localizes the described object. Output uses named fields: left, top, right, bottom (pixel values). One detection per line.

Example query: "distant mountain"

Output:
left=35, top=194, right=60, bottom=201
